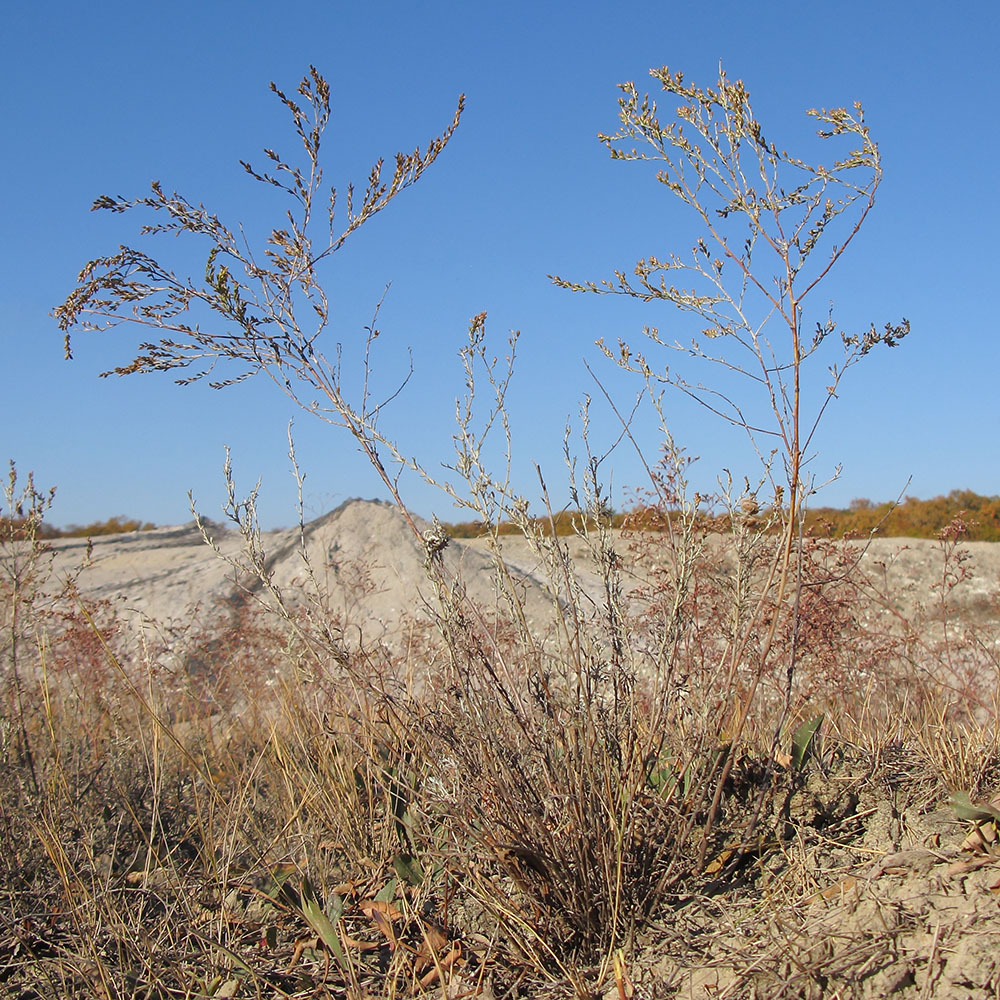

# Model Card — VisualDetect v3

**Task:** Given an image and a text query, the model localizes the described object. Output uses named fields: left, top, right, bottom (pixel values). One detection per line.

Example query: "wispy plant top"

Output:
left=552, top=67, right=907, bottom=514
left=55, top=67, right=464, bottom=400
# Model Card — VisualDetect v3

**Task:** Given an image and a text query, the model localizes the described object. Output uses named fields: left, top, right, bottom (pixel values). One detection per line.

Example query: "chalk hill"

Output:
left=46, top=499, right=564, bottom=642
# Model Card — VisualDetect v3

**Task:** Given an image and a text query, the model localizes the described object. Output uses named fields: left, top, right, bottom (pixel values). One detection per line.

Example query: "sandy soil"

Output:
left=43, top=500, right=562, bottom=641
left=43, top=499, right=1000, bottom=639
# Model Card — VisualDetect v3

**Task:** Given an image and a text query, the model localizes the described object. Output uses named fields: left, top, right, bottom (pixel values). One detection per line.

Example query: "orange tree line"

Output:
left=447, top=489, right=1000, bottom=541
left=3, top=488, right=997, bottom=541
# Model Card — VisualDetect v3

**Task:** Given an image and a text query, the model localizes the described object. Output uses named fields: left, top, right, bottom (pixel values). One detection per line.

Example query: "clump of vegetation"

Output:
left=806, top=489, right=1000, bottom=541
left=1, top=63, right=994, bottom=999
left=59, top=514, right=158, bottom=537
left=0, top=512, right=156, bottom=540
left=447, top=490, right=1000, bottom=541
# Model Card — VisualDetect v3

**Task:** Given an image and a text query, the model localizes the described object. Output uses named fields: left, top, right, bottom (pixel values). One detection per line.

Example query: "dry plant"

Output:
left=2, top=462, right=58, bottom=792
left=552, top=65, right=908, bottom=795
left=24, top=63, right=988, bottom=999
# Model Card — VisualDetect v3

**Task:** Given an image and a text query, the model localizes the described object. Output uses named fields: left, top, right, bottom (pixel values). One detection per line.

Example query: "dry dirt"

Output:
left=629, top=762, right=1000, bottom=999
left=44, top=500, right=562, bottom=642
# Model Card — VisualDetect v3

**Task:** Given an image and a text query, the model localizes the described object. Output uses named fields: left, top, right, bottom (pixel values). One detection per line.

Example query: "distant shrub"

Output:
left=446, top=508, right=621, bottom=538
left=804, top=489, right=1000, bottom=541
left=447, top=491, right=1000, bottom=542
left=0, top=514, right=157, bottom=539
left=59, top=515, right=157, bottom=537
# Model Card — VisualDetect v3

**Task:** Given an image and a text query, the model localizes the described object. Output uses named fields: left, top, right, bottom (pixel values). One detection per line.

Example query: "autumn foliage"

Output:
left=0, top=514, right=156, bottom=540
left=803, top=489, right=1000, bottom=541
left=447, top=490, right=1000, bottom=541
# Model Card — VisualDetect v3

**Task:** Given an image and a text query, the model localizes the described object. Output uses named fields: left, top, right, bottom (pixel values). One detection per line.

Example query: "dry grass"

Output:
left=3, top=475, right=999, bottom=998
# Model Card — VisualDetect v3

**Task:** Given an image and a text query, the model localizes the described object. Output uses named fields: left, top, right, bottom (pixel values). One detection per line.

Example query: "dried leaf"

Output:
left=413, top=925, right=450, bottom=975
left=806, top=875, right=859, bottom=904
left=288, top=934, right=320, bottom=971
left=418, top=941, right=462, bottom=988
left=961, top=822, right=998, bottom=853
left=360, top=898, right=403, bottom=922
left=370, top=908, right=397, bottom=949
left=362, top=901, right=401, bottom=950
left=340, top=931, right=380, bottom=951
left=946, top=855, right=1000, bottom=877
left=703, top=847, right=736, bottom=876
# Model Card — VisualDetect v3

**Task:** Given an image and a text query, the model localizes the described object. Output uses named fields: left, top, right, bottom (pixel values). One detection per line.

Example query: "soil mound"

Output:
left=44, top=499, right=561, bottom=642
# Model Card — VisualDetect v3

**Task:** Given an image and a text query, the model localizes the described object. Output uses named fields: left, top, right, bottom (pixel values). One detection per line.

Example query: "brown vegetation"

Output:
left=805, top=489, right=1000, bottom=541
left=0, top=513, right=157, bottom=540
left=447, top=489, right=1000, bottom=542
left=7, top=488, right=997, bottom=545
left=3, top=480, right=1000, bottom=998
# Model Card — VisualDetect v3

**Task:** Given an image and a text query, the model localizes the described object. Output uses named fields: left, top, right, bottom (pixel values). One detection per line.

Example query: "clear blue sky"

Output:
left=2, top=1, right=997, bottom=529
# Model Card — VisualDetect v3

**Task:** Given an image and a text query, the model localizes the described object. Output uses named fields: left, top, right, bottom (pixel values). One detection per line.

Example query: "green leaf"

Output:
left=393, top=853, right=423, bottom=887
left=375, top=878, right=398, bottom=903
left=299, top=876, right=347, bottom=967
left=258, top=862, right=298, bottom=909
left=950, top=791, right=1000, bottom=825
left=389, top=759, right=420, bottom=854
left=648, top=758, right=690, bottom=800
left=791, top=714, right=824, bottom=771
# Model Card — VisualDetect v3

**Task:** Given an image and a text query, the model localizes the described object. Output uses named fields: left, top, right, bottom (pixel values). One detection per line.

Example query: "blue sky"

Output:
left=2, top=1, right=997, bottom=529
